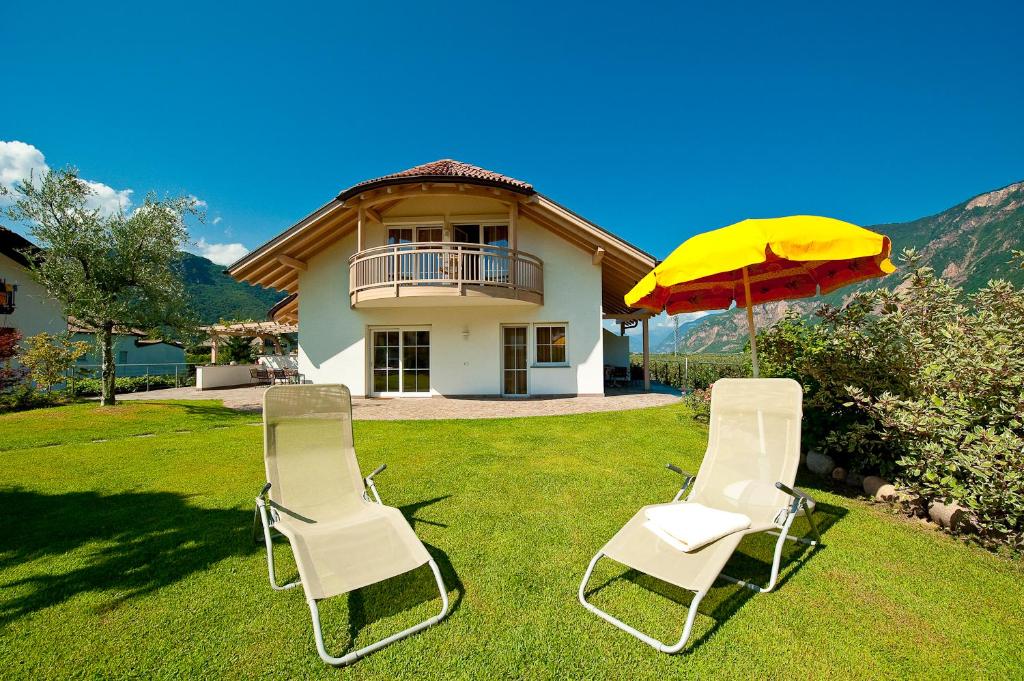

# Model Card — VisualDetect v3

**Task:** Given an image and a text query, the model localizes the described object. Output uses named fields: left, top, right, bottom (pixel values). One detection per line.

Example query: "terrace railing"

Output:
left=349, top=242, right=543, bottom=302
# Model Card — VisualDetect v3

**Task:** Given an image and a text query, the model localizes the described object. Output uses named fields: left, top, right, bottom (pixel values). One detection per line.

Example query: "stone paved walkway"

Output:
left=115, top=384, right=681, bottom=420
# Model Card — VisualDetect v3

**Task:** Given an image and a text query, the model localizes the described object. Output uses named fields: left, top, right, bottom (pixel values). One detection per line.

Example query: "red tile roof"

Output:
left=337, top=159, right=534, bottom=200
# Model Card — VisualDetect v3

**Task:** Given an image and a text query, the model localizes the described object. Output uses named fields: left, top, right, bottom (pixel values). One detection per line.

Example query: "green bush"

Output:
left=69, top=374, right=194, bottom=397
left=759, top=250, right=1024, bottom=550
left=0, top=385, right=73, bottom=413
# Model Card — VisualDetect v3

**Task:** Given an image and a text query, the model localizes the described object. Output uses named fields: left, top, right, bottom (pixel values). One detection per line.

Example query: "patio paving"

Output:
left=114, top=383, right=681, bottom=419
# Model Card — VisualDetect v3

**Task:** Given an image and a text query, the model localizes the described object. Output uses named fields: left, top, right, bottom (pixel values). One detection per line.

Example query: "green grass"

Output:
left=2, top=401, right=1021, bottom=679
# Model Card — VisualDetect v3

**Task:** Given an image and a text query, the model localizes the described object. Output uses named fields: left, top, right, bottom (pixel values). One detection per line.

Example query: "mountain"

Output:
left=178, top=252, right=284, bottom=324
left=671, top=181, right=1024, bottom=353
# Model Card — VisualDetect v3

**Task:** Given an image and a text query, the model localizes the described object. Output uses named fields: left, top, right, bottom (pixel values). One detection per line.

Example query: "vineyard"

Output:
left=630, top=353, right=750, bottom=391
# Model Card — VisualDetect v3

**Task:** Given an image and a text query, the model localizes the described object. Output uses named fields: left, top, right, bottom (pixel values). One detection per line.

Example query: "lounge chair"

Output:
left=578, top=378, right=820, bottom=653
left=255, top=384, right=449, bottom=666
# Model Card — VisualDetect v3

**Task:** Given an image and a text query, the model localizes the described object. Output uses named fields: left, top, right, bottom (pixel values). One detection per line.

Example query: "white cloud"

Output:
left=191, top=238, right=249, bottom=266
left=188, top=194, right=208, bottom=209
left=212, top=216, right=222, bottom=225
left=81, top=178, right=133, bottom=215
left=0, top=140, right=47, bottom=192
left=0, top=139, right=133, bottom=216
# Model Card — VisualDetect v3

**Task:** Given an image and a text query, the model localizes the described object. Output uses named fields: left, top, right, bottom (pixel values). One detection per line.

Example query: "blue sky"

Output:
left=3, top=0, right=1022, bottom=303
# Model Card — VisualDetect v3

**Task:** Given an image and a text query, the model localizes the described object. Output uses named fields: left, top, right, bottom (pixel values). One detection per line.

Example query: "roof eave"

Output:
left=337, top=175, right=535, bottom=202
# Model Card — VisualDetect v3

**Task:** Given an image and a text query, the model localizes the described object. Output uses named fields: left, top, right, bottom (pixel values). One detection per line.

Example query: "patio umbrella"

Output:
left=625, top=215, right=894, bottom=377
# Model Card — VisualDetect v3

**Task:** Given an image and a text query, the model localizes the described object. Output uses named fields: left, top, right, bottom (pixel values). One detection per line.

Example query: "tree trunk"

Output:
left=100, top=323, right=116, bottom=406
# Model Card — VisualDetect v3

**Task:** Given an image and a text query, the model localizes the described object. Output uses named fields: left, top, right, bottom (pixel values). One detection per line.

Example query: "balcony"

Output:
left=349, top=242, right=544, bottom=308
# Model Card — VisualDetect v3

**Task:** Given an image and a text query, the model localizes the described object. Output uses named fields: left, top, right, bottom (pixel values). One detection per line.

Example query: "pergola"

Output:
left=203, top=321, right=298, bottom=364
left=603, top=311, right=653, bottom=391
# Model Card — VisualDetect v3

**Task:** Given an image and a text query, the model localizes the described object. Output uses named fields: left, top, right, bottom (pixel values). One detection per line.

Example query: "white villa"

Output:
left=1, top=226, right=66, bottom=343
left=228, top=160, right=655, bottom=397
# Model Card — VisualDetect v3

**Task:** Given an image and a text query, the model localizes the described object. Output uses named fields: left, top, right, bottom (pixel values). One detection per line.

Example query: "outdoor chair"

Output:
left=255, top=384, right=449, bottom=666
left=578, top=378, right=821, bottom=654
left=251, top=367, right=272, bottom=385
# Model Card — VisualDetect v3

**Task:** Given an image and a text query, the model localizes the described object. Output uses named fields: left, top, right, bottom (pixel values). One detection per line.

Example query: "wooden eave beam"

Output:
left=276, top=255, right=307, bottom=271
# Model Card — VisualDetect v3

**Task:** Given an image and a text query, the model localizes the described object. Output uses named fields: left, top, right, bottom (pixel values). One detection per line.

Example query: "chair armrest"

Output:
left=775, top=481, right=813, bottom=502
left=364, top=464, right=386, bottom=504
left=665, top=463, right=693, bottom=479
left=666, top=463, right=695, bottom=502
left=775, top=482, right=816, bottom=513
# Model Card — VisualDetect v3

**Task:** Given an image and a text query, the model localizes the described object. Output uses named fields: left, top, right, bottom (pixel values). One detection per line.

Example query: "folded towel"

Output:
left=643, top=502, right=751, bottom=552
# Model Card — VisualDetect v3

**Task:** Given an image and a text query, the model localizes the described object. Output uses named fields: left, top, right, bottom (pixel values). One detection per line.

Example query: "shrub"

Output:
left=759, top=250, right=1024, bottom=550
left=0, top=327, right=25, bottom=392
left=69, top=374, right=194, bottom=397
left=682, top=386, right=712, bottom=422
left=20, top=332, right=90, bottom=392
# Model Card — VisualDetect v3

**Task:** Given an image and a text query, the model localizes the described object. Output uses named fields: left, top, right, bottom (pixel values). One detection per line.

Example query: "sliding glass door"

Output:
left=371, top=328, right=430, bottom=396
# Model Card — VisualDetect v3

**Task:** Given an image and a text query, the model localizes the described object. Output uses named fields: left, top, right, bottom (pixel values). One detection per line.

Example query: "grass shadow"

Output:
left=0, top=487, right=255, bottom=626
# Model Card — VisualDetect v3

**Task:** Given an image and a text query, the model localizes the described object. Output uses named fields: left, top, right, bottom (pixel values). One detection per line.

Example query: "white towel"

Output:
left=643, top=502, right=751, bottom=552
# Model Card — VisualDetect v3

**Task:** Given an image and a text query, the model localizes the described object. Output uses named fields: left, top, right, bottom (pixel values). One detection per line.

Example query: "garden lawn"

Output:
left=1, top=401, right=1021, bottom=679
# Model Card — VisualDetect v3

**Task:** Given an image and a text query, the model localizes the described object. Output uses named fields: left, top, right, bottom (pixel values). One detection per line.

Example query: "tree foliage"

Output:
left=759, top=250, right=1024, bottom=550
left=19, top=332, right=90, bottom=392
left=2, top=167, right=200, bottom=405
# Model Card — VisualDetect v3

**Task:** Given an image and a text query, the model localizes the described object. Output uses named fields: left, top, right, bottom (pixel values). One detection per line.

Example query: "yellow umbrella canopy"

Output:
left=625, top=215, right=894, bottom=376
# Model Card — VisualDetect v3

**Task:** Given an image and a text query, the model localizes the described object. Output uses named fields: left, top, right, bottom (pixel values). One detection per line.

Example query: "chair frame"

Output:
left=255, top=466, right=449, bottom=666
left=578, top=465, right=820, bottom=654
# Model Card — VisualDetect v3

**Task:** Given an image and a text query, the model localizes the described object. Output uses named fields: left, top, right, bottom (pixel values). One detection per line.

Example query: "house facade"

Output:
left=70, top=321, right=186, bottom=376
left=0, top=226, right=66, bottom=349
left=228, top=161, right=655, bottom=397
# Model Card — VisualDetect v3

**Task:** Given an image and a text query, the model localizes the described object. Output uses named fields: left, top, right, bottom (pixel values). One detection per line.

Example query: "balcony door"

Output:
left=502, top=326, right=528, bottom=396
left=371, top=328, right=430, bottom=396
left=387, top=226, right=443, bottom=283
left=453, top=223, right=509, bottom=283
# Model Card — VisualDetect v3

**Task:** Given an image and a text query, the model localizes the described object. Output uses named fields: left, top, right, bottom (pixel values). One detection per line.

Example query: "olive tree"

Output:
left=2, top=167, right=199, bottom=405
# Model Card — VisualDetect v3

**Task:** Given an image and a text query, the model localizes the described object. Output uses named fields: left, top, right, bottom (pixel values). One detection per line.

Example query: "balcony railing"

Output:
left=349, top=242, right=543, bottom=305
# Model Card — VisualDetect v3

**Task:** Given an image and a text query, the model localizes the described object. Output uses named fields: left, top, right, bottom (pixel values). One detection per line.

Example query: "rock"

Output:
left=845, top=471, right=865, bottom=489
left=863, top=476, right=887, bottom=497
left=806, top=450, right=836, bottom=477
left=929, top=501, right=969, bottom=532
left=874, top=484, right=897, bottom=502
left=831, top=467, right=848, bottom=481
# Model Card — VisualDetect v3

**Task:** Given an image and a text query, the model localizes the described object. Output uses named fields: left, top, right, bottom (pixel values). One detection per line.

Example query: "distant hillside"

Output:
left=177, top=252, right=283, bottom=324
left=670, top=180, right=1024, bottom=353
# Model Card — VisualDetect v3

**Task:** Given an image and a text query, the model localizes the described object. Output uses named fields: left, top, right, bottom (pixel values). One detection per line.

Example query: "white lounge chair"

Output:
left=255, top=384, right=449, bottom=666
left=578, top=378, right=821, bottom=653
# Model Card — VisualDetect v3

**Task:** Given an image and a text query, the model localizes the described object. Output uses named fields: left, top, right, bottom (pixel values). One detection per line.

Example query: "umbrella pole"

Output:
left=742, top=266, right=760, bottom=377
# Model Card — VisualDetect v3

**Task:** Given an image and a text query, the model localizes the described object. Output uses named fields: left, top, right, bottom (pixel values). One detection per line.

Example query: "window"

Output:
left=535, top=325, right=567, bottom=365
left=371, top=328, right=430, bottom=394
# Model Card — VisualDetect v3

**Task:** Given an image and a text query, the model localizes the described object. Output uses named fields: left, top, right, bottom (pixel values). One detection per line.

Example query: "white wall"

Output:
left=0, top=253, right=66, bottom=350
left=197, top=364, right=259, bottom=390
left=297, top=203, right=605, bottom=397
left=602, top=328, right=630, bottom=368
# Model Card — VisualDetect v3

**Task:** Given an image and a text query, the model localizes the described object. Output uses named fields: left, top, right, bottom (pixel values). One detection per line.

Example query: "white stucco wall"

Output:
left=0, top=253, right=66, bottom=347
left=297, top=201, right=605, bottom=397
left=602, top=328, right=630, bottom=368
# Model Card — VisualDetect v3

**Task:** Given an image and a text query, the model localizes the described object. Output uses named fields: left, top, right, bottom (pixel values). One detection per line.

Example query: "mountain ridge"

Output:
left=178, top=252, right=283, bottom=324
